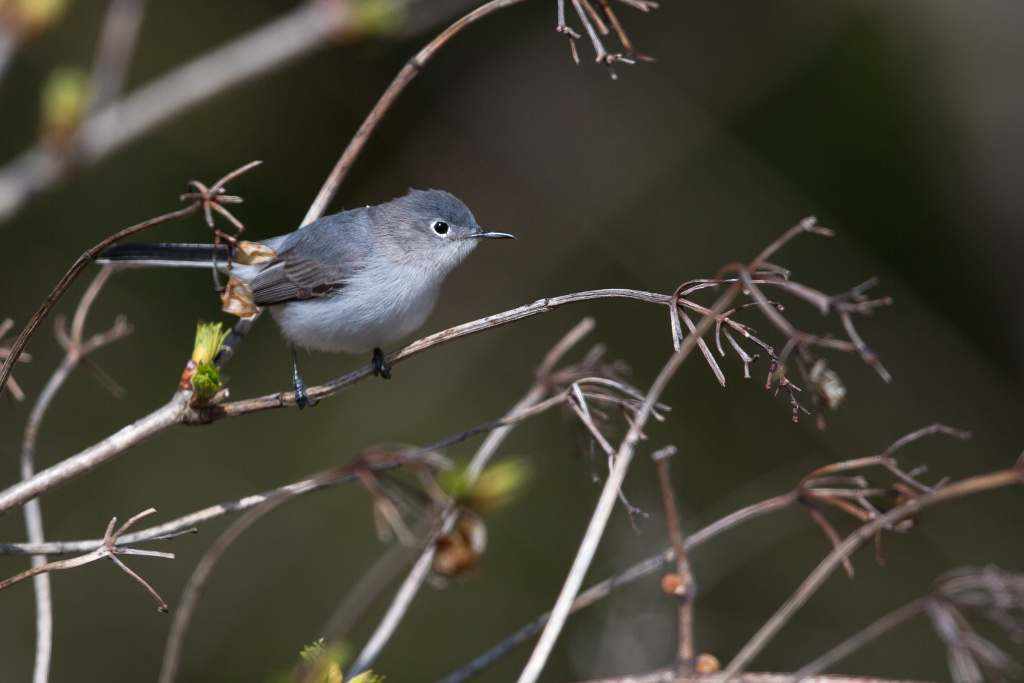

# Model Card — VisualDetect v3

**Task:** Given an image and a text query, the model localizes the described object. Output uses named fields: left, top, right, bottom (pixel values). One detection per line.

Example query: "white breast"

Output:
left=268, top=259, right=442, bottom=353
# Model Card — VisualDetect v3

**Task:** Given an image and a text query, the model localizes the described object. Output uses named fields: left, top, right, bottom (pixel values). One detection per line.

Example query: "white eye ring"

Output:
left=432, top=221, right=450, bottom=235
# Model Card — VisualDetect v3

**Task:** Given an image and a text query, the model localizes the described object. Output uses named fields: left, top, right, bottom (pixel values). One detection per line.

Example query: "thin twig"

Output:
left=0, top=509, right=176, bottom=610
left=0, top=160, right=260, bottom=399
left=195, top=289, right=671, bottom=417
left=88, top=0, right=149, bottom=111
left=0, top=404, right=559, bottom=555
left=302, top=0, right=530, bottom=226
left=157, top=493, right=293, bottom=683
left=319, top=541, right=423, bottom=645
left=0, top=317, right=30, bottom=400
left=652, top=445, right=695, bottom=665
left=346, top=318, right=597, bottom=679
left=436, top=493, right=797, bottom=683
left=517, top=283, right=741, bottom=683
left=719, top=457, right=1024, bottom=680
left=792, top=598, right=927, bottom=680
left=19, top=266, right=128, bottom=683
left=0, top=391, right=193, bottom=516
left=441, top=421, right=969, bottom=683
left=0, top=0, right=388, bottom=226
left=516, top=221, right=824, bottom=683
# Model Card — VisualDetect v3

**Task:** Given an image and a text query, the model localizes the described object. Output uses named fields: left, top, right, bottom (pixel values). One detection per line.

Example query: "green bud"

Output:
left=16, top=0, right=67, bottom=33
left=441, top=458, right=532, bottom=512
left=350, top=0, right=404, bottom=35
left=192, top=321, right=229, bottom=366
left=40, top=66, right=89, bottom=139
left=190, top=322, right=230, bottom=399
left=298, top=638, right=352, bottom=683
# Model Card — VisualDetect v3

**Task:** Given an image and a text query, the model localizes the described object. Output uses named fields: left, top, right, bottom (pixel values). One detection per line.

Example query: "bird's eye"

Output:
left=432, top=221, right=450, bottom=235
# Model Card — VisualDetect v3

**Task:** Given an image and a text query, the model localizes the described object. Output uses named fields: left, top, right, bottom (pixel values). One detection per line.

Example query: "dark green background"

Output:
left=1, top=1, right=1022, bottom=681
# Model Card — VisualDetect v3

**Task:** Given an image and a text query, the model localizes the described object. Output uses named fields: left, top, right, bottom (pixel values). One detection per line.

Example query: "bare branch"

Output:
left=720, top=457, right=1024, bottom=680
left=0, top=317, right=29, bottom=401
left=302, top=0, right=531, bottom=226
left=517, top=275, right=748, bottom=683
left=88, top=0, right=149, bottom=111
left=19, top=266, right=129, bottom=683
left=436, top=494, right=797, bottom=683
left=652, top=444, right=696, bottom=665
left=794, top=567, right=1024, bottom=681
left=347, top=318, right=599, bottom=677
left=0, top=509, right=175, bottom=611
left=0, top=160, right=261, bottom=399
left=0, top=0, right=399, bottom=226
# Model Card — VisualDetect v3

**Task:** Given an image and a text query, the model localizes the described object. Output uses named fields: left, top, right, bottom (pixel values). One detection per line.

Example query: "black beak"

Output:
left=472, top=229, right=516, bottom=239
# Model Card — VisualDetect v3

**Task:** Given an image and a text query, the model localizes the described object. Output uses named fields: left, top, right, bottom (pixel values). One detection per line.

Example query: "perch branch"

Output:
left=0, top=160, right=261, bottom=399
left=515, top=218, right=827, bottom=683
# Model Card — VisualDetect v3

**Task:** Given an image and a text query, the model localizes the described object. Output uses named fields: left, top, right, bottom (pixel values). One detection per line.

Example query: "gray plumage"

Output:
left=98, top=189, right=514, bottom=354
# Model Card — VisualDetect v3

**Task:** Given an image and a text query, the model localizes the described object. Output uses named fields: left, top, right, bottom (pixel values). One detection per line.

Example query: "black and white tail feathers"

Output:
left=97, top=243, right=232, bottom=268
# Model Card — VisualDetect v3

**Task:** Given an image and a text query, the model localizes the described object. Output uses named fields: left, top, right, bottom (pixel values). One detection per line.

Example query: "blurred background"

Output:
left=1, top=0, right=1023, bottom=681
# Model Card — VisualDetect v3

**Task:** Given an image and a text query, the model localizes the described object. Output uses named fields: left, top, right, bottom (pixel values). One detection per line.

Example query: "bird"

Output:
left=98, top=189, right=515, bottom=407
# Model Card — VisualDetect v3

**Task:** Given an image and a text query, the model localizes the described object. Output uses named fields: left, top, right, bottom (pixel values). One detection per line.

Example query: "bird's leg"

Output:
left=372, top=347, right=392, bottom=379
left=291, top=342, right=318, bottom=409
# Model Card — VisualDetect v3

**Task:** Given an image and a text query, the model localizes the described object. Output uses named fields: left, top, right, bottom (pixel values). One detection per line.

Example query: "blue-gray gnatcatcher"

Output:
left=98, top=189, right=515, bottom=407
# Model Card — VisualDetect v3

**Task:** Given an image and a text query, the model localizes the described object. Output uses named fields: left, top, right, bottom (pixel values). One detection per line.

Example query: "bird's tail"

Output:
left=97, top=243, right=231, bottom=268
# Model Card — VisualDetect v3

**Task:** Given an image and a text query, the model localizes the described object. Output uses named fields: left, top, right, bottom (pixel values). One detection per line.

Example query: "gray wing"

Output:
left=248, top=209, right=371, bottom=306
left=247, top=257, right=346, bottom=305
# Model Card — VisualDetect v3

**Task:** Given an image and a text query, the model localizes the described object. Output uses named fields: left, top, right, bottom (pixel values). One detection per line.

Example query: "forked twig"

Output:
left=0, top=317, right=29, bottom=401
left=302, top=0, right=531, bottom=226
left=720, top=457, right=1024, bottom=680
left=0, top=509, right=180, bottom=611
left=438, top=429, right=980, bottom=683
left=794, top=566, right=1024, bottom=681
left=0, top=160, right=261, bottom=399
left=517, top=218, right=830, bottom=683
left=346, top=318, right=598, bottom=677
left=20, top=266, right=131, bottom=683
left=555, top=0, right=656, bottom=77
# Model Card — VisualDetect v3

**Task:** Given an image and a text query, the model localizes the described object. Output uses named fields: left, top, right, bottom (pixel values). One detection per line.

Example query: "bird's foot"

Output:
left=372, top=348, right=391, bottom=379
left=294, top=378, right=319, bottom=409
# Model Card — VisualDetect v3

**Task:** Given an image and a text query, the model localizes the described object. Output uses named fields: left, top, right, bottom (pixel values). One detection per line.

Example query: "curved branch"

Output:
left=720, top=457, right=1024, bottom=680
left=0, top=0, right=386, bottom=226
left=302, top=0, right=531, bottom=225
